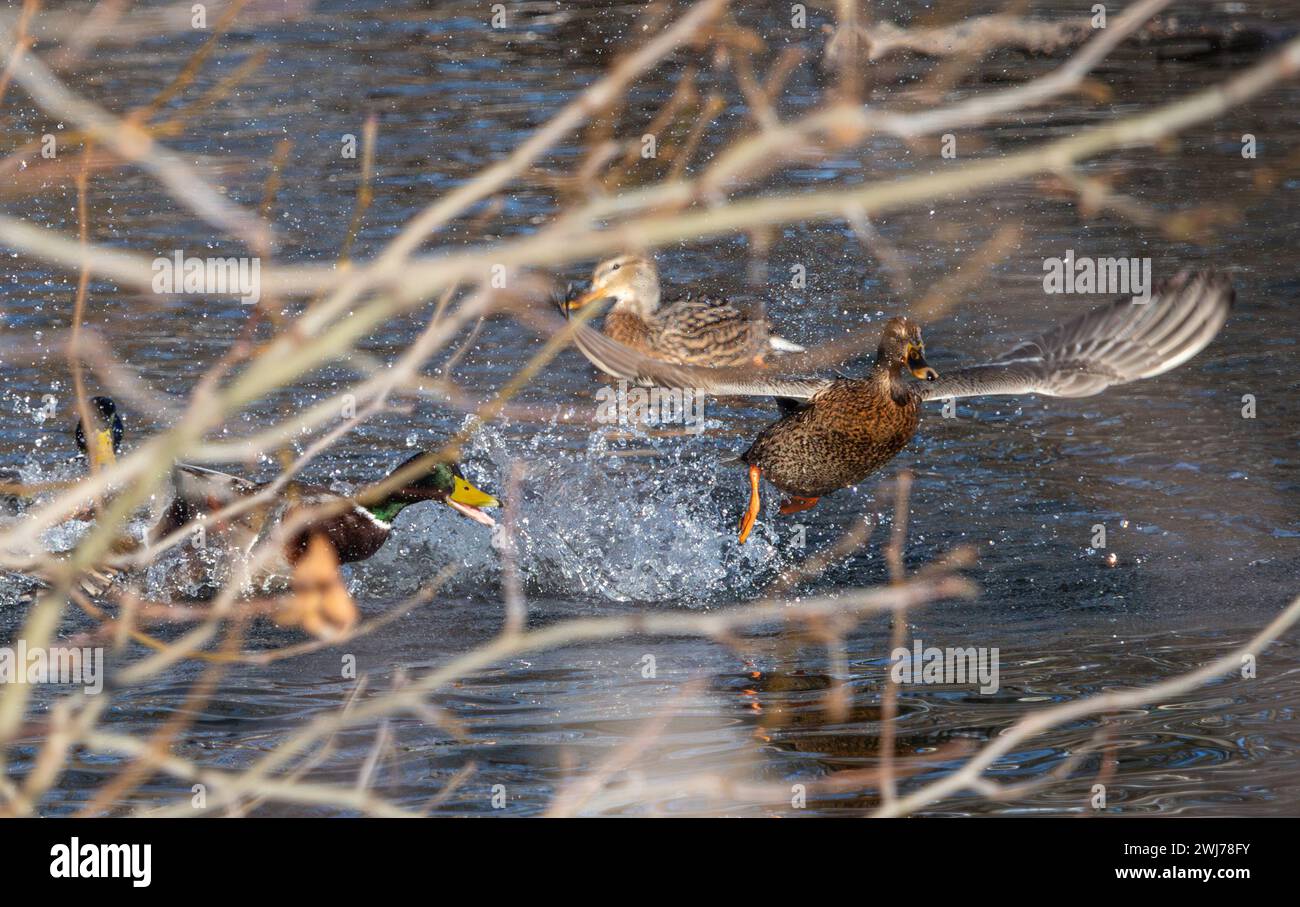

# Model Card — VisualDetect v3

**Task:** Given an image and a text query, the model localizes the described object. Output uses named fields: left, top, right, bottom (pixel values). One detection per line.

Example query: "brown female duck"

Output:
left=563, top=254, right=804, bottom=367
left=567, top=270, right=1233, bottom=543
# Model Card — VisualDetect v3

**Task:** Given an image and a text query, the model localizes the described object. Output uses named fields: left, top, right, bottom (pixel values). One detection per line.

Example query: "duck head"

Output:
left=565, top=254, right=661, bottom=318
left=369, top=452, right=500, bottom=527
left=876, top=317, right=938, bottom=382
left=73, top=396, right=124, bottom=470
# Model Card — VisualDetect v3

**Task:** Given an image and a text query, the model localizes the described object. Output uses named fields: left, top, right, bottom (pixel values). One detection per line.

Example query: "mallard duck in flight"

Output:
left=11, top=400, right=500, bottom=600
left=566, top=270, right=1233, bottom=543
left=55, top=399, right=500, bottom=568
left=563, top=254, right=805, bottom=367
left=147, top=452, right=500, bottom=589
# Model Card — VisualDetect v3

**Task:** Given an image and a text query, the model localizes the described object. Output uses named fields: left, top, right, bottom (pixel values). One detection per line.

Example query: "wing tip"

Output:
left=1120, top=266, right=1234, bottom=381
left=1162, top=268, right=1235, bottom=312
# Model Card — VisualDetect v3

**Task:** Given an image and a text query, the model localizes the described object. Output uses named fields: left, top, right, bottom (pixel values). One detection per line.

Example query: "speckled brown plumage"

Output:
left=731, top=316, right=933, bottom=542
left=741, top=372, right=921, bottom=498
left=606, top=296, right=774, bottom=367
left=602, top=310, right=654, bottom=355
left=565, top=269, right=1234, bottom=544
left=564, top=255, right=803, bottom=368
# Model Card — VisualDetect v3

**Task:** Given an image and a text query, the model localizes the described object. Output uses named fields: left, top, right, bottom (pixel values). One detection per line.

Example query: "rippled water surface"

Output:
left=1, top=0, right=1298, bottom=816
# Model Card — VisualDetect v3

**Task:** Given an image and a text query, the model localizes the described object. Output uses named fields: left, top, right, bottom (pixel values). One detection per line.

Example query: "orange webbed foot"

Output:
left=779, top=496, right=819, bottom=515
left=738, top=464, right=761, bottom=544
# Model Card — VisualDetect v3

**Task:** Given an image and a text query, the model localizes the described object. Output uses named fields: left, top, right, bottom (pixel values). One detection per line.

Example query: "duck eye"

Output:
left=611, top=263, right=621, bottom=271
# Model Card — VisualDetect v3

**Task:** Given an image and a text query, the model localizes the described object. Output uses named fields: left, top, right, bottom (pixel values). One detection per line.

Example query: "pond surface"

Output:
left=0, top=0, right=1297, bottom=816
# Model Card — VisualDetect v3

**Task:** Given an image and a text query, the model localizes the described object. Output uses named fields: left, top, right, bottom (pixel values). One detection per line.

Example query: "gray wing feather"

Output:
left=172, top=463, right=259, bottom=501
left=920, top=270, right=1233, bottom=402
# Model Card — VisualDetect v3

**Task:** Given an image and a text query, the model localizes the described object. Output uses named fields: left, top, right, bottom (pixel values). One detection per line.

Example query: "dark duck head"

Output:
left=876, top=317, right=938, bottom=379
left=73, top=396, right=124, bottom=470
left=366, top=452, right=500, bottom=527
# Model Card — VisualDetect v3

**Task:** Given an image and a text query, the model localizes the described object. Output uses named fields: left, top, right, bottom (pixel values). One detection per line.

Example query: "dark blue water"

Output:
left=0, top=0, right=1297, bottom=816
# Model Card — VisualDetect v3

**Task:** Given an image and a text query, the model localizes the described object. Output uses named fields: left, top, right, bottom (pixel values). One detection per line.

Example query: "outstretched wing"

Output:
left=146, top=463, right=265, bottom=546
left=919, top=270, right=1233, bottom=402
left=569, top=321, right=832, bottom=400
left=170, top=463, right=260, bottom=503
left=14, top=466, right=267, bottom=606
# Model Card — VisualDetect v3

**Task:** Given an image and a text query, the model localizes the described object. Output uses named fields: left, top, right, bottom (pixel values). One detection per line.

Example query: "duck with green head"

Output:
left=150, top=451, right=500, bottom=588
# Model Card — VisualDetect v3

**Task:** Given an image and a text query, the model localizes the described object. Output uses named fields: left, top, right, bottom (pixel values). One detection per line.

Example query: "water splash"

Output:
left=354, top=420, right=794, bottom=605
left=0, top=419, right=798, bottom=607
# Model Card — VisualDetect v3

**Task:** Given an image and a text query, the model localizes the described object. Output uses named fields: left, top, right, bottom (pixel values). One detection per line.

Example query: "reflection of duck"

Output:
left=1, top=396, right=124, bottom=515
left=570, top=270, right=1233, bottom=542
left=148, top=453, right=500, bottom=588
left=563, top=254, right=804, bottom=367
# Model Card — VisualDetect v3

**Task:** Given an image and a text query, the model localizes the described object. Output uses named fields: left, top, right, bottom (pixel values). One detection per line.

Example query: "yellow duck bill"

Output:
left=565, top=288, right=611, bottom=312
left=90, top=428, right=118, bottom=469
left=445, top=475, right=500, bottom=527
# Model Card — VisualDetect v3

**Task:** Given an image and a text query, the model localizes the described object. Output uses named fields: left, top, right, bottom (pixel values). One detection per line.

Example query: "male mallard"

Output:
left=567, top=270, right=1233, bottom=543
left=12, top=403, right=499, bottom=598
left=148, top=452, right=500, bottom=588
left=1, top=396, right=124, bottom=515
left=74, top=396, right=125, bottom=471
left=563, top=254, right=805, bottom=367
